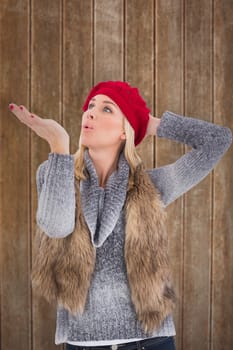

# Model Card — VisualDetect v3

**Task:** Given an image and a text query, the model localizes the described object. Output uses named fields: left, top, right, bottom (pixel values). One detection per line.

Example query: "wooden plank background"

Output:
left=0, top=1, right=232, bottom=349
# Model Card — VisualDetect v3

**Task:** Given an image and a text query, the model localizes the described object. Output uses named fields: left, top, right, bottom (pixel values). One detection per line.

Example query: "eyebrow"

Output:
left=90, top=97, right=118, bottom=108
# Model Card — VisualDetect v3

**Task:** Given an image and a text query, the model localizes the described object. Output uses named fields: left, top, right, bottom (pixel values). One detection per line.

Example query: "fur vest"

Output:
left=31, top=164, right=176, bottom=334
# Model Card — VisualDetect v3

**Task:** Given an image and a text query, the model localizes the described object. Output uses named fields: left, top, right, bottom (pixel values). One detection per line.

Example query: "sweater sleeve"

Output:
left=36, top=153, right=76, bottom=238
left=148, top=111, right=232, bottom=207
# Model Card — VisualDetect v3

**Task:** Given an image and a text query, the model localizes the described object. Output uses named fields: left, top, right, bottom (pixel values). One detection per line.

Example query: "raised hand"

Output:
left=145, top=114, right=161, bottom=136
left=9, top=103, right=70, bottom=154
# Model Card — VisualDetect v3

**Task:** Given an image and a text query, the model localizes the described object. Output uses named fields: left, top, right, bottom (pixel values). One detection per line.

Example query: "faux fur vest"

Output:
left=31, top=165, right=176, bottom=334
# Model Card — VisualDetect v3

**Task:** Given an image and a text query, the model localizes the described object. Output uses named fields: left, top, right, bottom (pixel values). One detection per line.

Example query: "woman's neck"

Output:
left=88, top=148, right=121, bottom=188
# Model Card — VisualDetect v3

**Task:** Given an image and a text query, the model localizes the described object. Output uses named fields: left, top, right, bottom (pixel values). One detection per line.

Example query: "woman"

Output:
left=9, top=81, right=232, bottom=350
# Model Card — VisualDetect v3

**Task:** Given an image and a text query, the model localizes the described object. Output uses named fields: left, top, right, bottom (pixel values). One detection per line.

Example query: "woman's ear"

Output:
left=120, top=132, right=126, bottom=140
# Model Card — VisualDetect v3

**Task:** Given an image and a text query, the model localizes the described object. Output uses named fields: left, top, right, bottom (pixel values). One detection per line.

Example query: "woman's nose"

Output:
left=87, top=112, right=95, bottom=120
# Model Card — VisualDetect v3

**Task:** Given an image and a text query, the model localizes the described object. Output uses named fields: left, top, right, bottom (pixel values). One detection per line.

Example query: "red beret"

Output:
left=82, top=81, right=150, bottom=146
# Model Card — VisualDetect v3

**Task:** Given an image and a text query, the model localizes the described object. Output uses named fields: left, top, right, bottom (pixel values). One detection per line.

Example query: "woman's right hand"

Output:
left=9, top=103, right=70, bottom=154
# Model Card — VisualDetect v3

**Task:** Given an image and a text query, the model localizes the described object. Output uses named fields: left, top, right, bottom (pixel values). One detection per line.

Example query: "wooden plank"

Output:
left=155, top=1, right=184, bottom=348
left=94, top=0, right=124, bottom=83
left=183, top=1, right=213, bottom=349
left=63, top=0, right=93, bottom=154
left=0, top=1, right=31, bottom=349
left=31, top=1, right=62, bottom=349
left=212, top=1, right=233, bottom=349
left=125, top=0, right=154, bottom=168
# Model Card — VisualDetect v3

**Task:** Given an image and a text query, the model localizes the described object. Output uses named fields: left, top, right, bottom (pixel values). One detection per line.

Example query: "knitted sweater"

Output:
left=36, top=111, right=232, bottom=345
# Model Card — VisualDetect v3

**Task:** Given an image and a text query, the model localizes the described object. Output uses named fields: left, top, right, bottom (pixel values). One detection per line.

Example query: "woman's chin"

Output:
left=80, top=135, right=91, bottom=148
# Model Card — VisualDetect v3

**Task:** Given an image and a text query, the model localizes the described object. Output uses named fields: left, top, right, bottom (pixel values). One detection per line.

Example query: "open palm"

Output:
left=9, top=103, right=70, bottom=153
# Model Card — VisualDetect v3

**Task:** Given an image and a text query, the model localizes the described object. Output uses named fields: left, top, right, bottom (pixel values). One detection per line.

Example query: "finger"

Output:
left=9, top=103, right=29, bottom=122
left=9, top=103, right=23, bottom=121
left=18, top=105, right=37, bottom=125
left=18, top=105, right=44, bottom=125
left=9, top=103, right=39, bottom=126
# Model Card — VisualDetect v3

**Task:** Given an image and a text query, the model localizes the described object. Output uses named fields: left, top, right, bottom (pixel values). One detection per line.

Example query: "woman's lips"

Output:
left=82, top=124, right=94, bottom=131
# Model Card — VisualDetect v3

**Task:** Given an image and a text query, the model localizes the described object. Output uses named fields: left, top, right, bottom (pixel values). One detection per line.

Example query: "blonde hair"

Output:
left=74, top=117, right=142, bottom=180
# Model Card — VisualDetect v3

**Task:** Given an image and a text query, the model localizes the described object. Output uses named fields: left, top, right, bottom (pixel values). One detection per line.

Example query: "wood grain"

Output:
left=0, top=1, right=31, bottom=349
left=183, top=1, right=213, bottom=349
left=94, top=0, right=124, bottom=83
left=63, top=0, right=93, bottom=154
left=155, top=1, right=184, bottom=348
left=125, top=0, right=154, bottom=168
left=31, top=1, right=62, bottom=349
left=212, top=1, right=233, bottom=349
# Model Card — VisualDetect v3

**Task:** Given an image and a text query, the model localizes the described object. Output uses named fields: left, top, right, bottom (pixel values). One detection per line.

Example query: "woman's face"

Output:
left=80, top=94, right=126, bottom=150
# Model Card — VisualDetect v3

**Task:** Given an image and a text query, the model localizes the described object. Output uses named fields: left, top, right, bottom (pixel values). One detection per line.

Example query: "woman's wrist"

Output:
left=49, top=140, right=70, bottom=154
left=146, top=114, right=161, bottom=136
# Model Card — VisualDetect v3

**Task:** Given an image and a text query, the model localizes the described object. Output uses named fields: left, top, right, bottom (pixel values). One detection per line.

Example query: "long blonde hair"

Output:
left=73, top=117, right=142, bottom=180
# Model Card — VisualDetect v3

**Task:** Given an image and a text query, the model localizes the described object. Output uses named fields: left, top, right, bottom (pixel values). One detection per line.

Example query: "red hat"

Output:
left=82, top=81, right=150, bottom=146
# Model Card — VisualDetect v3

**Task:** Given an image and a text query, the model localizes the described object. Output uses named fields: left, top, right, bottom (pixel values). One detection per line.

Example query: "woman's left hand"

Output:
left=146, top=114, right=161, bottom=136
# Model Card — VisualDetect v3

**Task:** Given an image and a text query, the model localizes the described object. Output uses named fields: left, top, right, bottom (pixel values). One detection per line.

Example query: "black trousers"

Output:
left=66, top=336, right=176, bottom=350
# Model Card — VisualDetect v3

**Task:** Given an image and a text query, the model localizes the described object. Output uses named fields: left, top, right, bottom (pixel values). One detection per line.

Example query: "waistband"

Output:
left=66, top=336, right=173, bottom=350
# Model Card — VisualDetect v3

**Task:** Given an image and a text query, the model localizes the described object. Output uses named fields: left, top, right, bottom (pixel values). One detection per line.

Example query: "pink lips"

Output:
left=82, top=123, right=94, bottom=131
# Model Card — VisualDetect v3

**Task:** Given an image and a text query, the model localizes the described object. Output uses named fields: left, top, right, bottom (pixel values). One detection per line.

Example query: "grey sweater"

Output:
left=36, top=111, right=232, bottom=345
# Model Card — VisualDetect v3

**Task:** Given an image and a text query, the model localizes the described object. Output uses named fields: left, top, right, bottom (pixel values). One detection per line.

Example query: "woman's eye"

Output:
left=88, top=103, right=94, bottom=109
left=103, top=106, right=112, bottom=113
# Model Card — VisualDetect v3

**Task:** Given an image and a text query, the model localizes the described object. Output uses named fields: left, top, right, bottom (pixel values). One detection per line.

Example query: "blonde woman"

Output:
left=9, top=81, right=232, bottom=350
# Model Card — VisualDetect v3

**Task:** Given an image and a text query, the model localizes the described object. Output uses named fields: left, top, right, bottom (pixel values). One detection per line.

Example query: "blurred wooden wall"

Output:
left=0, top=1, right=232, bottom=349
